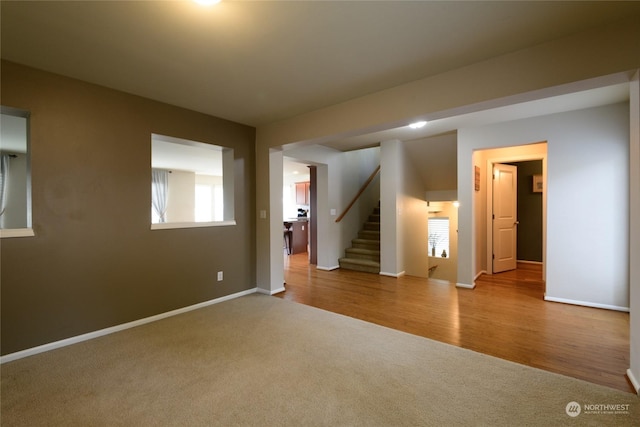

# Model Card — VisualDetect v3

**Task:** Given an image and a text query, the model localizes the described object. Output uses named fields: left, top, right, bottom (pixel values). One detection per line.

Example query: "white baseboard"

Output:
left=456, top=282, right=476, bottom=289
left=429, top=278, right=453, bottom=285
left=380, top=271, right=405, bottom=278
left=257, top=287, right=286, bottom=295
left=627, top=369, right=640, bottom=394
left=0, top=288, right=257, bottom=364
left=544, top=296, right=629, bottom=312
left=316, top=265, right=340, bottom=271
left=516, top=260, right=543, bottom=265
left=474, top=270, right=487, bottom=281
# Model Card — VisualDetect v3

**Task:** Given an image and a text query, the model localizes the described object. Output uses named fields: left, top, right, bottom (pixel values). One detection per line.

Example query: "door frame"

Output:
left=484, top=147, right=547, bottom=282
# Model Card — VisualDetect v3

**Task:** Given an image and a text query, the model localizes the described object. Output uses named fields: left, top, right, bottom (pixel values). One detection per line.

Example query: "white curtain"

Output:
left=0, top=154, right=10, bottom=220
left=151, top=169, right=169, bottom=223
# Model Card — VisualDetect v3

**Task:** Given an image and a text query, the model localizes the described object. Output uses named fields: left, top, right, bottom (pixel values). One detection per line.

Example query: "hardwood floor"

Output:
left=276, top=253, right=634, bottom=393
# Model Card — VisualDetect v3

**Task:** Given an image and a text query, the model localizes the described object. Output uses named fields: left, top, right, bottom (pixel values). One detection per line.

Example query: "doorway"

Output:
left=282, top=158, right=317, bottom=265
left=482, top=143, right=547, bottom=280
left=502, top=160, right=544, bottom=268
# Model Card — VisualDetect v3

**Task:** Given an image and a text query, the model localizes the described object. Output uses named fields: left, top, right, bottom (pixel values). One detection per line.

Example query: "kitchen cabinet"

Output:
left=295, top=181, right=310, bottom=205
left=290, top=221, right=308, bottom=254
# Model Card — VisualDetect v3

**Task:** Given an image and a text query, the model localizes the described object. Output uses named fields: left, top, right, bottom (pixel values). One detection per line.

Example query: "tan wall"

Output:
left=401, top=145, right=429, bottom=278
left=0, top=61, right=256, bottom=355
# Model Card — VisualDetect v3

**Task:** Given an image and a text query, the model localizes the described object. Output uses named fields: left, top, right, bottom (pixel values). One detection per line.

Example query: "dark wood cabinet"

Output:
left=290, top=221, right=308, bottom=254
left=295, top=181, right=310, bottom=205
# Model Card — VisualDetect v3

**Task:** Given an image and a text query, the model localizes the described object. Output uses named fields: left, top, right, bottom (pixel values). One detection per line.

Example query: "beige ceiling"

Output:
left=2, top=0, right=639, bottom=132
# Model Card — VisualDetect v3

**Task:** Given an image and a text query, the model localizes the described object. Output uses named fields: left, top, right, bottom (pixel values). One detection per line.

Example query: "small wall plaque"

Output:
left=533, top=174, right=543, bottom=193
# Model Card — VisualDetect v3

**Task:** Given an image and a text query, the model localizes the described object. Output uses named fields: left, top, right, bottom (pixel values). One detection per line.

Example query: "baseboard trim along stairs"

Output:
left=339, top=204, right=380, bottom=273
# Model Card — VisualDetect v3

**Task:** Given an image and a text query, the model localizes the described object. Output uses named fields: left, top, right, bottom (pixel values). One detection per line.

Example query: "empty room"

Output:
left=2, top=1, right=639, bottom=425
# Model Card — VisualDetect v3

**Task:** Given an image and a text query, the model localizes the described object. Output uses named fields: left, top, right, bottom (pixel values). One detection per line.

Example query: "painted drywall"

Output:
left=459, top=103, right=629, bottom=310
left=380, top=140, right=403, bottom=276
left=400, top=145, right=429, bottom=278
left=342, top=147, right=381, bottom=235
left=256, top=18, right=640, bottom=150
left=404, top=132, right=458, bottom=191
left=629, top=71, right=640, bottom=392
left=0, top=61, right=256, bottom=355
left=472, top=151, right=487, bottom=277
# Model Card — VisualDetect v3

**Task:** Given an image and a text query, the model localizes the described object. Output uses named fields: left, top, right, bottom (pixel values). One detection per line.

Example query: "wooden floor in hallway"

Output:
left=276, top=253, right=634, bottom=393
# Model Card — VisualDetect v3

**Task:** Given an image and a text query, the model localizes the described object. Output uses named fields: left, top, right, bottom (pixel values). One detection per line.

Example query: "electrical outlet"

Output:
left=217, top=271, right=223, bottom=281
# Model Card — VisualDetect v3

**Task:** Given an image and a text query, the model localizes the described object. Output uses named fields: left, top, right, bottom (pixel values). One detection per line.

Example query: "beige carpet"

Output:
left=1, top=294, right=638, bottom=426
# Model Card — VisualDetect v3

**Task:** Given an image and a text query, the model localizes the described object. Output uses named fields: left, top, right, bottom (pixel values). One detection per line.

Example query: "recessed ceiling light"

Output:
left=408, top=121, right=427, bottom=129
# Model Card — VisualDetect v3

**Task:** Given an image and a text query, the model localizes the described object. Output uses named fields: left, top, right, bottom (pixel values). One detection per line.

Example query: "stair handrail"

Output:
left=335, top=165, right=380, bottom=223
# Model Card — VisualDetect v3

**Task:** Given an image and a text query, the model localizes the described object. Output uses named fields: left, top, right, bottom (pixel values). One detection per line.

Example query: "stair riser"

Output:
left=363, top=222, right=380, bottom=231
left=339, top=261, right=380, bottom=274
left=369, top=215, right=380, bottom=222
left=352, top=241, right=380, bottom=250
left=344, top=252, right=380, bottom=262
left=358, top=231, right=380, bottom=240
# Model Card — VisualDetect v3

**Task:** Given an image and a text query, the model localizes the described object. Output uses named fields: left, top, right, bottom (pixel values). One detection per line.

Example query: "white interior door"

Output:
left=493, top=163, right=518, bottom=273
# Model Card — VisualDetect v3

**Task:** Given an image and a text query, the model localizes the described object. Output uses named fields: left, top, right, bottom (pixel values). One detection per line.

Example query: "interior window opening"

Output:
left=151, top=133, right=234, bottom=229
left=0, top=106, right=33, bottom=238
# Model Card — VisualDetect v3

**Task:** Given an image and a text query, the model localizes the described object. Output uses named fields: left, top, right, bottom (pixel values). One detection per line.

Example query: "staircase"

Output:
left=339, top=204, right=381, bottom=273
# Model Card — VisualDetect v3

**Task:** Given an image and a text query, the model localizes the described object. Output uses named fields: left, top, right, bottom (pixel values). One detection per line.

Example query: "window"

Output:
left=151, top=134, right=234, bottom=230
left=0, top=107, right=33, bottom=238
left=428, top=217, right=449, bottom=258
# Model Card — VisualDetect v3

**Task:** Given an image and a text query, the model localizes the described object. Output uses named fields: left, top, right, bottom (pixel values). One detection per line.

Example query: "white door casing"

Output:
left=493, top=163, right=518, bottom=273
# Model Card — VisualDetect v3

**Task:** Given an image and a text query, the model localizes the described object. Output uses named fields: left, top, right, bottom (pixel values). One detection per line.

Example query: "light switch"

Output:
left=259, top=210, right=267, bottom=219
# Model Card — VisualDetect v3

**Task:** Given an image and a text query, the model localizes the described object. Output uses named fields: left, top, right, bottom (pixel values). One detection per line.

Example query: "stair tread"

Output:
left=345, top=247, right=380, bottom=255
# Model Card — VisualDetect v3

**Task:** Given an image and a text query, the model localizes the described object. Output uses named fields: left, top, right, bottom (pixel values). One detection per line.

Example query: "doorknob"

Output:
left=514, top=221, right=520, bottom=225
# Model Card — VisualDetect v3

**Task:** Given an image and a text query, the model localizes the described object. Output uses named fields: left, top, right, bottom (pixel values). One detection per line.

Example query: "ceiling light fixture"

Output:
left=408, top=121, right=427, bottom=129
left=194, top=0, right=221, bottom=6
